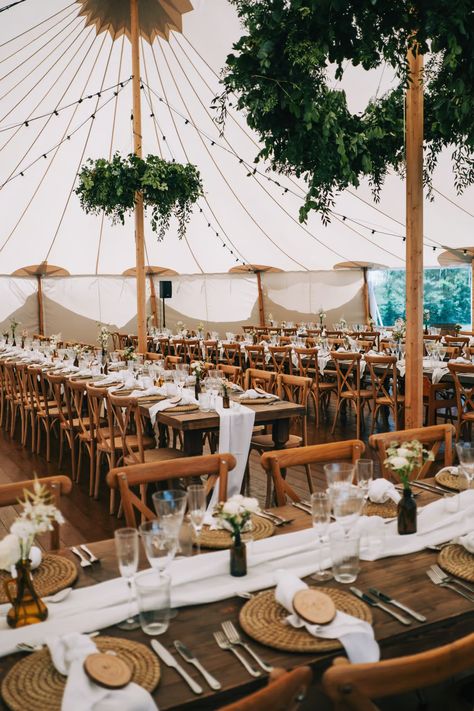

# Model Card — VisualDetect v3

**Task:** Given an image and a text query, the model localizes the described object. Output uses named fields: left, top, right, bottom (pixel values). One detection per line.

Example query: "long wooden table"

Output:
left=1, top=486, right=473, bottom=710
left=141, top=400, right=304, bottom=457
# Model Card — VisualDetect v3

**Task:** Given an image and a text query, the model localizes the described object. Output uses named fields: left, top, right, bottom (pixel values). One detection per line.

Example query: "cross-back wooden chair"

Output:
left=26, top=365, right=59, bottom=461
left=245, top=345, right=267, bottom=370
left=201, top=340, right=218, bottom=366
left=164, top=355, right=182, bottom=369
left=65, top=378, right=95, bottom=494
left=331, top=352, right=372, bottom=439
left=107, top=390, right=183, bottom=467
left=219, top=666, right=312, bottom=711
left=260, top=440, right=365, bottom=507
left=0, top=358, right=8, bottom=429
left=220, top=342, right=242, bottom=368
left=3, top=360, right=23, bottom=441
left=156, top=338, right=170, bottom=357
left=369, top=424, right=454, bottom=480
left=290, top=347, right=335, bottom=427
left=423, top=376, right=456, bottom=426
left=106, top=453, right=236, bottom=527
left=243, top=368, right=275, bottom=392
left=15, top=362, right=35, bottom=449
left=0, top=476, right=72, bottom=550
left=448, top=362, right=474, bottom=439
left=365, top=355, right=404, bottom=432
left=46, top=371, right=78, bottom=481
left=445, top=334, right=470, bottom=347
left=322, top=631, right=474, bottom=711
left=444, top=345, right=461, bottom=359
left=249, top=374, right=312, bottom=504
left=217, top=363, right=242, bottom=385
left=172, top=339, right=187, bottom=360
left=185, top=339, right=201, bottom=363
left=268, top=346, right=291, bottom=377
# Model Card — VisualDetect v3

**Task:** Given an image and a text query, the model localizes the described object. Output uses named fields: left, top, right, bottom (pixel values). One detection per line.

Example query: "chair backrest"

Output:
left=332, top=352, right=362, bottom=398
left=268, top=346, right=291, bottom=375
left=290, top=347, right=318, bottom=381
left=260, top=440, right=365, bottom=506
left=217, top=363, right=242, bottom=385
left=65, top=378, right=91, bottom=437
left=45, top=372, right=70, bottom=429
left=0, top=475, right=72, bottom=549
left=448, top=362, right=474, bottom=434
left=202, top=340, right=218, bottom=366
left=369, top=424, right=454, bottom=480
left=172, top=339, right=187, bottom=359
left=219, top=667, right=312, bottom=711
left=164, top=355, right=182, bottom=369
left=245, top=345, right=267, bottom=369
left=185, top=339, right=201, bottom=362
left=244, top=368, right=275, bottom=392
left=445, top=335, right=469, bottom=345
left=107, top=390, right=147, bottom=465
left=322, top=632, right=474, bottom=711
left=106, top=453, right=236, bottom=527
left=27, top=365, right=53, bottom=416
left=156, top=338, right=170, bottom=356
left=86, top=383, right=114, bottom=450
left=365, top=355, right=398, bottom=405
left=221, top=342, right=242, bottom=367
left=444, top=345, right=460, bottom=359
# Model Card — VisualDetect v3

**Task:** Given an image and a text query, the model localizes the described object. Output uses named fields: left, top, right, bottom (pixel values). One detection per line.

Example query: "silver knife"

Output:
left=174, top=640, right=222, bottom=690
left=368, top=588, right=427, bottom=623
left=150, top=639, right=203, bottom=695
left=350, top=587, right=412, bottom=626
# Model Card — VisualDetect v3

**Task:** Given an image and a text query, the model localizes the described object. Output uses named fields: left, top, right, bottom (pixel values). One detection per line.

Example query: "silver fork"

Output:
left=213, top=631, right=261, bottom=677
left=221, top=621, right=273, bottom=672
left=71, top=546, right=92, bottom=567
left=426, top=569, right=474, bottom=602
left=430, top=564, right=474, bottom=595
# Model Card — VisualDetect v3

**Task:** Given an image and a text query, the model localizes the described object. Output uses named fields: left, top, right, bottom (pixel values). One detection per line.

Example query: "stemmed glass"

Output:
left=455, top=442, right=474, bottom=489
left=310, top=492, right=333, bottom=582
left=114, top=528, right=140, bottom=630
left=139, top=519, right=177, bottom=574
left=187, top=484, right=206, bottom=554
left=331, top=485, right=365, bottom=539
left=355, top=459, right=373, bottom=498
left=152, top=490, right=188, bottom=543
left=324, top=463, right=354, bottom=494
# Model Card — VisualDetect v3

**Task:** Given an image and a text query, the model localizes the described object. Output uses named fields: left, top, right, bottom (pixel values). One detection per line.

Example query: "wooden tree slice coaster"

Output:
left=84, top=653, right=132, bottom=689
left=293, top=589, right=336, bottom=625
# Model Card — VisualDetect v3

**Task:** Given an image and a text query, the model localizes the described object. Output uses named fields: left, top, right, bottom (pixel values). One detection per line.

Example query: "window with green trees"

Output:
left=371, top=268, right=471, bottom=327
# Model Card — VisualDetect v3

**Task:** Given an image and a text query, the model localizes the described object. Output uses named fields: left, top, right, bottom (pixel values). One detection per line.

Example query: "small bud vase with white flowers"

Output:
left=214, top=495, right=260, bottom=576
left=384, top=440, right=434, bottom=535
left=190, top=360, right=205, bottom=399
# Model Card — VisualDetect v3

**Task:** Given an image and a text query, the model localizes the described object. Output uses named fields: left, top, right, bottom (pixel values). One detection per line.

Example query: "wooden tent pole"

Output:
left=471, top=258, right=474, bottom=332
left=405, top=46, right=424, bottom=428
left=36, top=274, right=44, bottom=336
left=362, top=267, right=370, bottom=325
left=130, top=0, right=147, bottom=354
left=256, top=270, right=265, bottom=327
left=148, top=273, right=158, bottom=328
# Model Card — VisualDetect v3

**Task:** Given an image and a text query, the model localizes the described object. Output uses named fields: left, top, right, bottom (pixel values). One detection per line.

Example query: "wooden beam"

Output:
left=362, top=267, right=370, bottom=325
left=130, top=0, right=147, bottom=354
left=36, top=274, right=44, bottom=336
left=256, top=270, right=265, bottom=327
left=148, top=274, right=158, bottom=329
left=405, top=46, right=424, bottom=428
left=472, top=259, right=474, bottom=332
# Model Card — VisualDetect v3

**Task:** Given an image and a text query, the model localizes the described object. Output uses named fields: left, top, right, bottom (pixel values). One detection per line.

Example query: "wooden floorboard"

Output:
left=0, top=401, right=391, bottom=548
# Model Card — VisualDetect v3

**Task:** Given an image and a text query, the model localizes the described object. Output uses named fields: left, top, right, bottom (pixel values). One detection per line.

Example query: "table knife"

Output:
left=410, top=481, right=447, bottom=496
left=150, top=640, right=203, bottom=695
left=349, top=587, right=412, bottom=626
left=290, top=502, right=312, bottom=515
left=174, top=640, right=222, bottom=690
left=368, top=588, right=427, bottom=623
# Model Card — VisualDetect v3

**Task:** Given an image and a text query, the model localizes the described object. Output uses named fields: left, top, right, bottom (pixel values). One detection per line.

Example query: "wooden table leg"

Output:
left=183, top=430, right=204, bottom=456
left=271, top=418, right=290, bottom=449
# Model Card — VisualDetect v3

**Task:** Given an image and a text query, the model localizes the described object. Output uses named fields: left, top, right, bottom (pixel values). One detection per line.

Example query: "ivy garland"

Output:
left=75, top=153, right=203, bottom=240
left=218, top=0, right=474, bottom=224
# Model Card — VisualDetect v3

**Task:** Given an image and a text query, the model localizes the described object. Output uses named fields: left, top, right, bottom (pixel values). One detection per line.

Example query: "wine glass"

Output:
left=114, top=528, right=140, bottom=630
left=324, top=463, right=354, bottom=496
left=152, top=490, right=188, bottom=542
left=456, top=442, right=474, bottom=489
left=187, top=484, right=206, bottom=554
left=331, top=485, right=365, bottom=538
left=355, top=459, right=373, bottom=497
left=310, top=492, right=333, bottom=582
left=139, top=519, right=177, bottom=574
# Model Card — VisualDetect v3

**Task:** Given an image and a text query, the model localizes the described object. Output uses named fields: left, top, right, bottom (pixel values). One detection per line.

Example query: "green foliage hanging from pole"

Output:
left=218, top=0, right=474, bottom=224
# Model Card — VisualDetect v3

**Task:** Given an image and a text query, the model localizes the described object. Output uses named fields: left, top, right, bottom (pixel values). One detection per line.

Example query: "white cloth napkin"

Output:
left=46, top=633, right=157, bottom=711
left=456, top=532, right=474, bottom=554
left=207, top=400, right=255, bottom=511
left=318, top=354, right=331, bottom=374
left=396, top=360, right=406, bottom=377
left=274, top=571, right=379, bottom=663
left=149, top=391, right=198, bottom=424
left=239, top=389, right=276, bottom=400
left=368, top=479, right=401, bottom=504
left=432, top=367, right=449, bottom=384
left=129, top=387, right=163, bottom=399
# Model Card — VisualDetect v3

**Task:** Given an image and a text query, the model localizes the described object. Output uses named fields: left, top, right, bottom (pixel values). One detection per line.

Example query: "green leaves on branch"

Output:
left=220, top=0, right=474, bottom=224
left=75, top=153, right=203, bottom=240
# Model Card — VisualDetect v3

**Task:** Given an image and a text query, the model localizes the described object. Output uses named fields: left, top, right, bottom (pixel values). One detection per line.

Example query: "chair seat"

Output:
left=317, top=382, right=336, bottom=391
left=341, top=389, right=372, bottom=399
left=99, top=434, right=155, bottom=452
left=124, top=447, right=185, bottom=466
left=250, top=433, right=302, bottom=450
left=376, top=395, right=405, bottom=405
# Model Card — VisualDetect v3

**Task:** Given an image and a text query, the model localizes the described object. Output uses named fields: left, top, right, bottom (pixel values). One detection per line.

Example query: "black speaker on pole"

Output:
left=159, top=280, right=172, bottom=328
left=159, top=281, right=172, bottom=299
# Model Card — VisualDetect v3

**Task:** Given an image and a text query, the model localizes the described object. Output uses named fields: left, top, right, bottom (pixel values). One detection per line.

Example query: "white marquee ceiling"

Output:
left=0, top=0, right=473, bottom=275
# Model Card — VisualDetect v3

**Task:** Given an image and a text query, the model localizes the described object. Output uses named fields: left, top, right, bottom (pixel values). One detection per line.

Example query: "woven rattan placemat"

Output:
left=196, top=515, right=274, bottom=550
left=435, top=471, right=468, bottom=492
left=438, top=544, right=474, bottom=583
left=0, top=555, right=78, bottom=605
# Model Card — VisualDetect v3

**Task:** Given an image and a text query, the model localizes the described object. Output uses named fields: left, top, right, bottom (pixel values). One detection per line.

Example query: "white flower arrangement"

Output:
left=392, top=318, right=406, bottom=341
left=0, top=479, right=64, bottom=569
left=49, top=333, right=61, bottom=350
left=190, top=360, right=205, bottom=380
left=214, top=494, right=260, bottom=538
left=384, top=440, right=434, bottom=489
left=176, top=320, right=186, bottom=334
left=318, top=309, right=326, bottom=323
left=9, top=318, right=20, bottom=337
left=97, top=324, right=110, bottom=349
left=197, top=322, right=204, bottom=331
left=123, top=345, right=137, bottom=362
